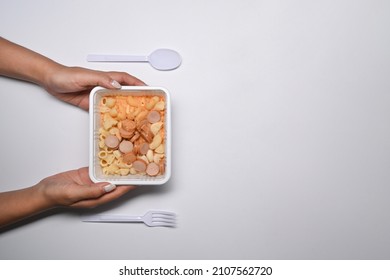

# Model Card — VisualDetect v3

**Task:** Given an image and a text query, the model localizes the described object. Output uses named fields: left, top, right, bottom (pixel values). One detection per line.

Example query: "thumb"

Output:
left=74, top=183, right=117, bottom=201
left=97, top=75, right=122, bottom=89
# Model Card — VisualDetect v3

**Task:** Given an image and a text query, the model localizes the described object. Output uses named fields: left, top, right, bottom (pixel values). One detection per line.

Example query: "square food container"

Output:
left=89, top=86, right=171, bottom=185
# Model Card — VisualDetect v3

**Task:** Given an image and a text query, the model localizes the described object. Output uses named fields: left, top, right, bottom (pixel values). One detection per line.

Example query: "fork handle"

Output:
left=82, top=214, right=142, bottom=223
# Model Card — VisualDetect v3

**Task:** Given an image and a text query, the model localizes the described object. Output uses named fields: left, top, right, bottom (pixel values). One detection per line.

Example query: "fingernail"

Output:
left=104, top=183, right=116, bottom=193
left=111, top=80, right=121, bottom=89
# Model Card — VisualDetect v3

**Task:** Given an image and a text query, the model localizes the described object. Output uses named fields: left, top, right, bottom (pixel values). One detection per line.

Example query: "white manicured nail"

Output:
left=111, top=80, right=121, bottom=89
left=104, top=183, right=116, bottom=193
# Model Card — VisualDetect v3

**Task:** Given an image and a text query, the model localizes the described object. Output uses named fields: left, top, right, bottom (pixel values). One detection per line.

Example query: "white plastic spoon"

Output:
left=87, top=48, right=182, bottom=71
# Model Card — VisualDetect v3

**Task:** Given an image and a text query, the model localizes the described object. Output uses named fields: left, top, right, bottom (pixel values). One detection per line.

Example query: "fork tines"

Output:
left=151, top=211, right=177, bottom=227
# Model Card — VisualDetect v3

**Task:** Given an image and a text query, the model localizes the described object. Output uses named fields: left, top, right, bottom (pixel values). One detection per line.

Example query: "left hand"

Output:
left=43, top=65, right=146, bottom=110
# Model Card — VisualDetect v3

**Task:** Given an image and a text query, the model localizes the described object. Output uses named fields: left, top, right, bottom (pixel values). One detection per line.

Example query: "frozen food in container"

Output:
left=89, top=86, right=171, bottom=185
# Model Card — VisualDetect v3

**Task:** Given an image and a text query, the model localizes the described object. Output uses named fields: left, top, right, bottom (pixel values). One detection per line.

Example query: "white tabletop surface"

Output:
left=1, top=0, right=390, bottom=259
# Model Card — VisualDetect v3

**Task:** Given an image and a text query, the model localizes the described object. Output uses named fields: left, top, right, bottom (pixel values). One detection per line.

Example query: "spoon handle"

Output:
left=87, top=54, right=148, bottom=62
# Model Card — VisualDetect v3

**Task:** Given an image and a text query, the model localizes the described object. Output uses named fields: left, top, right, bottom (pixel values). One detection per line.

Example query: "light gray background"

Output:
left=1, top=0, right=390, bottom=259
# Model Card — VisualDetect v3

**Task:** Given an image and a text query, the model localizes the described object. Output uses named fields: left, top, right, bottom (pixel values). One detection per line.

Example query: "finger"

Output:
left=92, top=73, right=123, bottom=89
left=77, top=70, right=145, bottom=91
left=71, top=185, right=136, bottom=208
left=76, top=167, right=95, bottom=185
left=68, top=182, right=116, bottom=203
left=77, top=96, right=89, bottom=111
left=108, top=72, right=146, bottom=86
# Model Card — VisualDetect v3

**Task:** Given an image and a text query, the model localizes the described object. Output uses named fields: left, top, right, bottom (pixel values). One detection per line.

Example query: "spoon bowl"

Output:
left=148, top=49, right=182, bottom=71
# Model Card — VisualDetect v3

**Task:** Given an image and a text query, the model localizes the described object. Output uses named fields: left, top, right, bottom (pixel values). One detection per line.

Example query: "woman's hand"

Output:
left=0, top=168, right=135, bottom=227
left=0, top=37, right=146, bottom=111
left=38, top=167, right=135, bottom=208
left=43, top=65, right=146, bottom=110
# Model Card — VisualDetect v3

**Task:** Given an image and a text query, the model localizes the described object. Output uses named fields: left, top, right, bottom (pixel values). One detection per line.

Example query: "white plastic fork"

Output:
left=82, top=210, right=176, bottom=227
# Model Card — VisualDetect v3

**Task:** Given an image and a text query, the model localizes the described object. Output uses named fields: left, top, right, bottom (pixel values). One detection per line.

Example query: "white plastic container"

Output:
left=89, top=86, right=171, bottom=185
